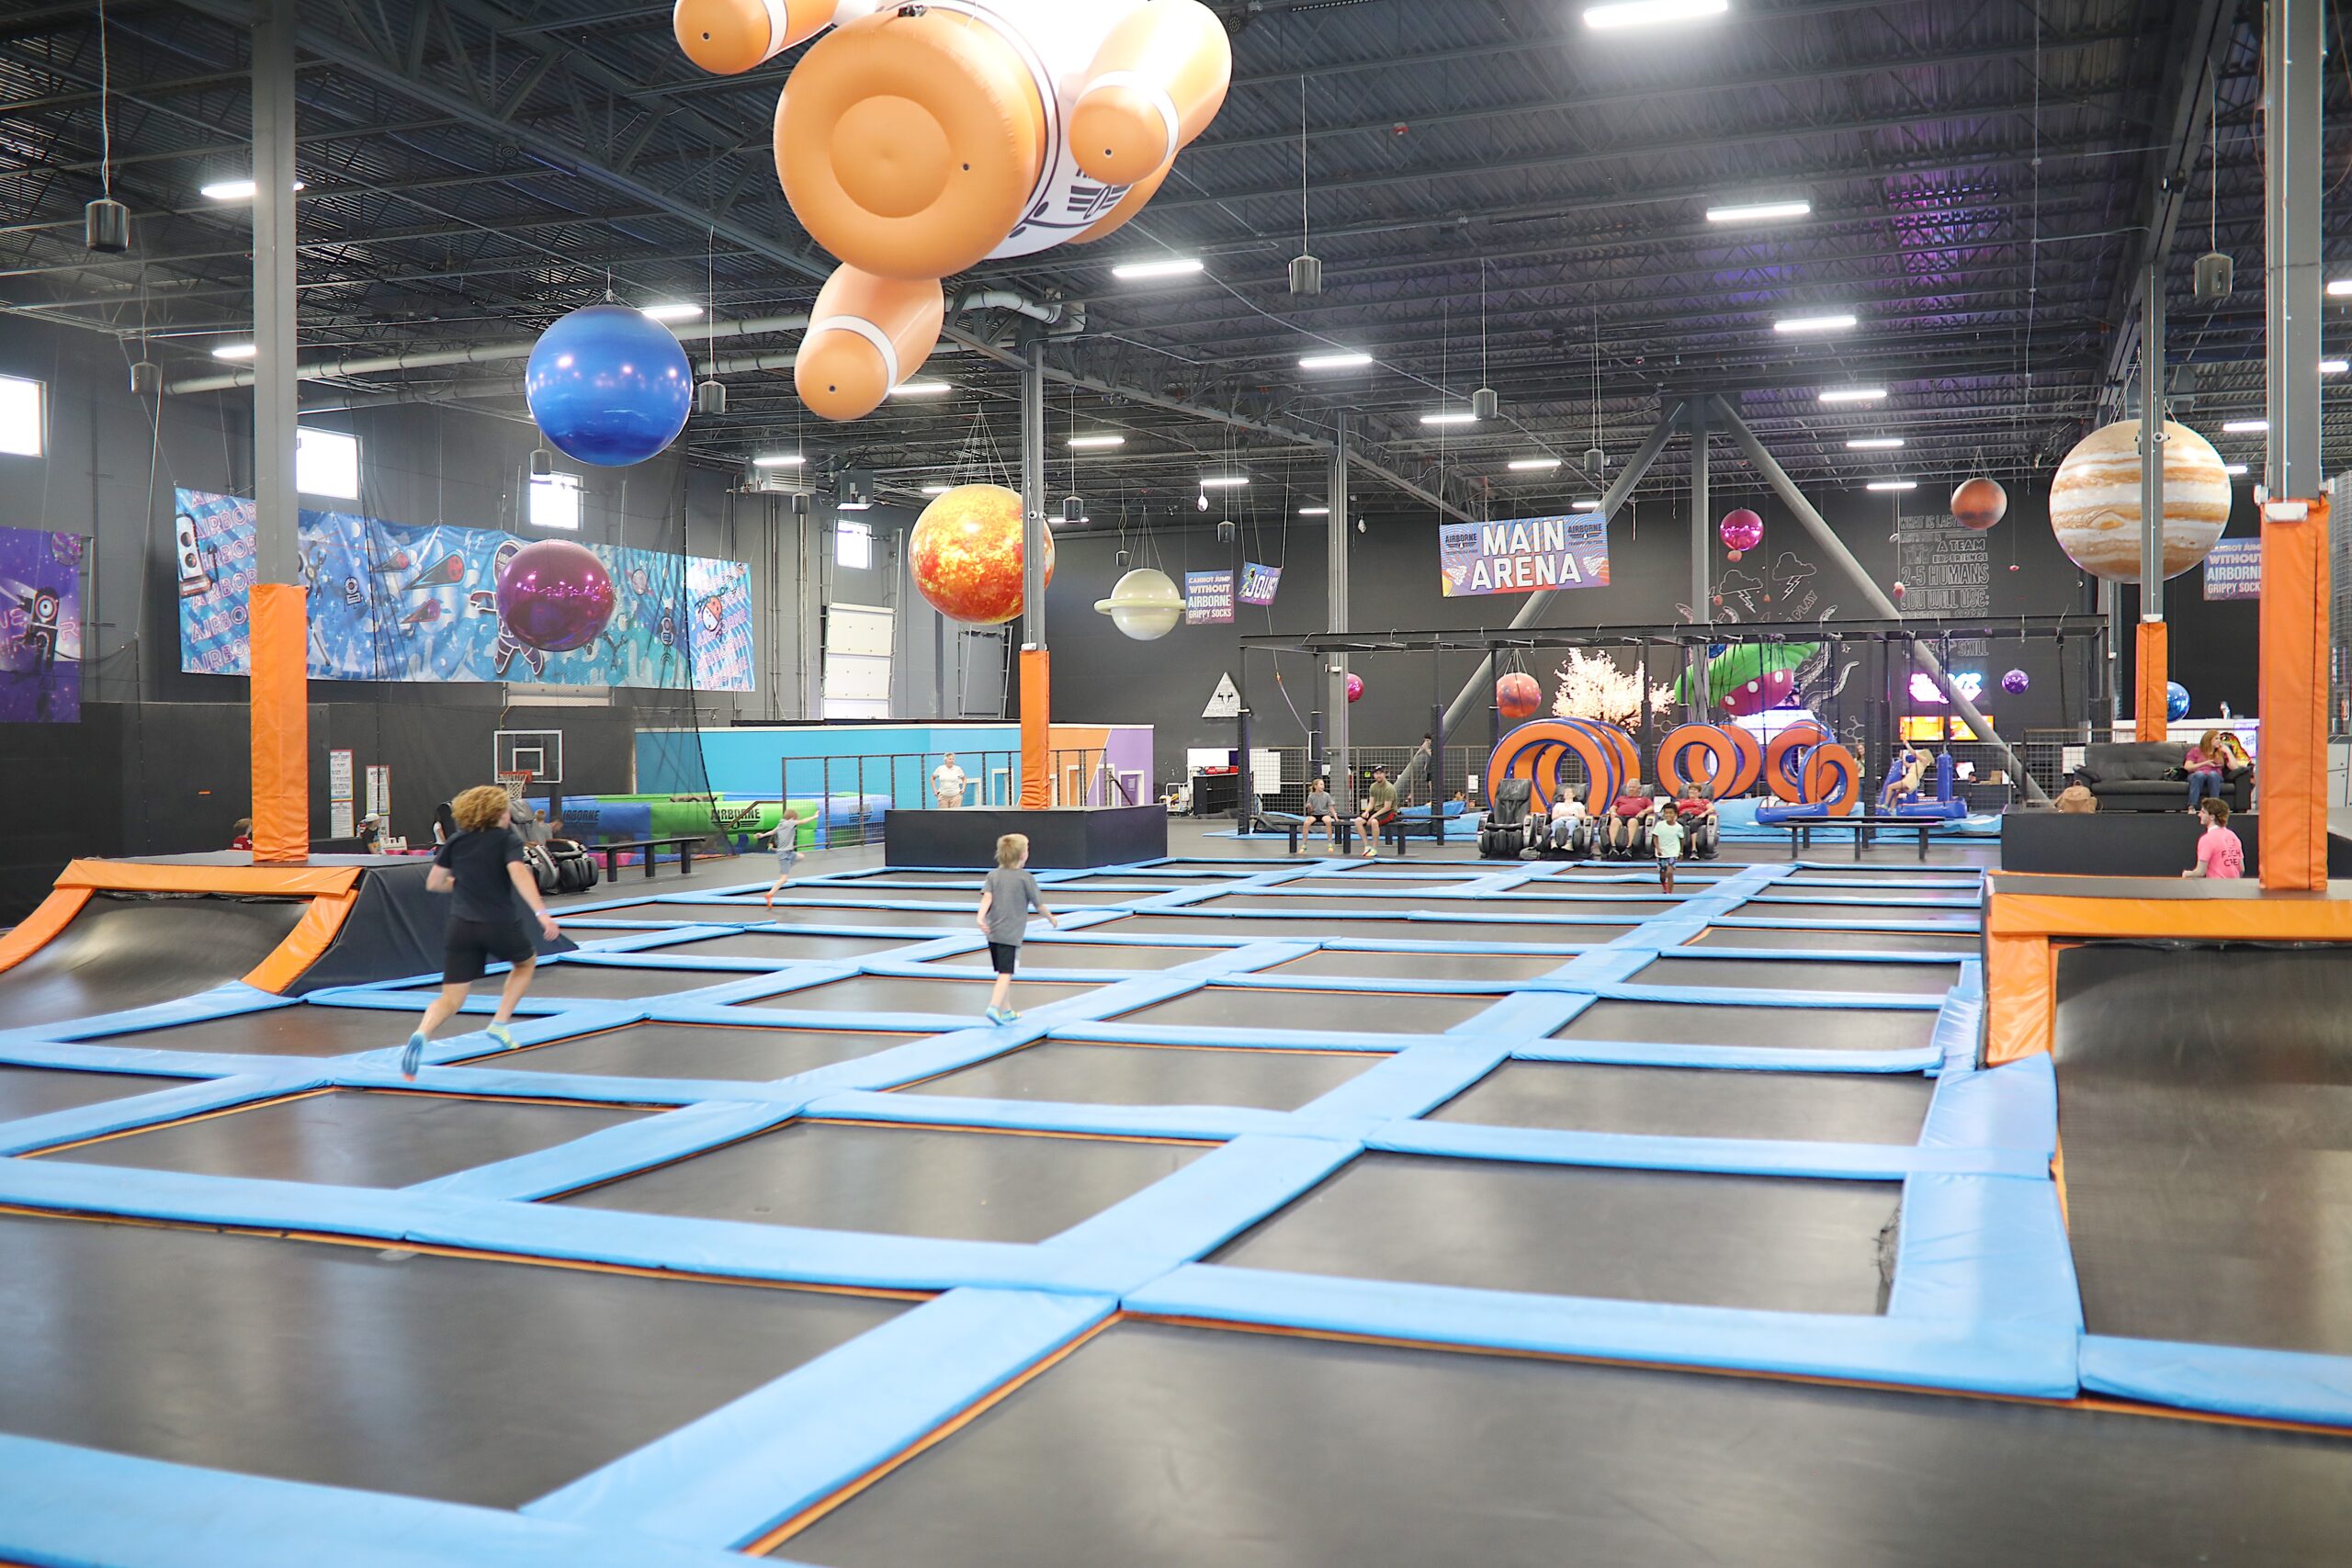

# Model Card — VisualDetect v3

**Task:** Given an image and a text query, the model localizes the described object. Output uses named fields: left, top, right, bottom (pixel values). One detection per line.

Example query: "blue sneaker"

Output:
left=486, top=1022, right=517, bottom=1052
left=985, top=1006, right=1017, bottom=1025
left=400, top=1032, right=428, bottom=1080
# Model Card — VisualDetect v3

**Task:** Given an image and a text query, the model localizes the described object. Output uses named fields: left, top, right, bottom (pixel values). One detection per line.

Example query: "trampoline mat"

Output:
left=1431, top=1060, right=1936, bottom=1144
left=839, top=871, right=984, bottom=883
left=1689, top=926, right=1982, bottom=954
left=80, top=1005, right=428, bottom=1058
left=1269, top=951, right=1568, bottom=983
left=1093, top=913, right=1616, bottom=945
left=0, top=893, right=304, bottom=1029
left=1738, top=899, right=1978, bottom=925
left=1115, top=987, right=1489, bottom=1035
left=1213, top=1151, right=1895, bottom=1312
left=559, top=903, right=732, bottom=924
left=467, top=1023, right=925, bottom=1082
left=1202, top=895, right=1679, bottom=918
left=901, top=1040, right=1374, bottom=1110
left=1787, top=874, right=1982, bottom=891
left=652, top=932, right=926, bottom=964
left=746, top=976, right=1100, bottom=1016
left=777, top=1319, right=2352, bottom=1568
left=0, top=1212, right=898, bottom=1509
left=0, top=1064, right=186, bottom=1122
left=925, top=943, right=1230, bottom=973
left=406, top=964, right=756, bottom=1001
left=1273, top=877, right=1483, bottom=892
left=2055, top=942, right=2352, bottom=1356
left=39, top=1088, right=647, bottom=1188
left=1555, top=1000, right=1940, bottom=1052
left=1632, top=956, right=1963, bottom=996
left=759, top=906, right=975, bottom=929
left=556, top=1120, right=1201, bottom=1243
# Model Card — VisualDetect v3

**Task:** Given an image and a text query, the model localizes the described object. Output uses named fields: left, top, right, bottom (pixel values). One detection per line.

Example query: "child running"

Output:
left=1649, top=803, right=1687, bottom=892
left=401, top=784, right=560, bottom=1078
left=759, top=805, right=820, bottom=907
left=2182, top=798, right=2245, bottom=880
left=976, top=832, right=1058, bottom=1024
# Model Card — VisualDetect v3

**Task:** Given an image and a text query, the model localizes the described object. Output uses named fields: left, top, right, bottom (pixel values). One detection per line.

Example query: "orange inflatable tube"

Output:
left=673, top=0, right=840, bottom=74
left=1761, top=722, right=1827, bottom=803
left=1070, top=2, right=1234, bottom=186
left=794, top=266, right=947, bottom=423
left=1657, top=725, right=1736, bottom=798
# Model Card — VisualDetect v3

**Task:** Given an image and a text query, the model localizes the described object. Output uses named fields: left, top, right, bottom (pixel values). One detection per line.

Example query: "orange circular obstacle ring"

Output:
left=1487, top=718, right=1624, bottom=814
left=1762, top=721, right=1829, bottom=803
left=1657, top=724, right=1738, bottom=798
left=1800, top=742, right=1862, bottom=816
left=1720, top=723, right=1764, bottom=795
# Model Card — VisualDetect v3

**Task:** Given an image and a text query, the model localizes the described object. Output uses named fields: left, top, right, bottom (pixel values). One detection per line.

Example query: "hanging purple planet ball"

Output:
left=2001, top=669, right=2030, bottom=695
left=1718, top=508, right=1764, bottom=554
left=496, top=539, right=616, bottom=653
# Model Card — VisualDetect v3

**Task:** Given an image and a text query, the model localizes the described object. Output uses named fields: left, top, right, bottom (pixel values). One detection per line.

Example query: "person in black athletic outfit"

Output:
left=401, top=784, right=559, bottom=1077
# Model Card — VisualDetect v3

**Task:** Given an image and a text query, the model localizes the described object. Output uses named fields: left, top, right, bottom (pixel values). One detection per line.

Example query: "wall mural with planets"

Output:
left=0, top=524, right=85, bottom=724
left=173, top=488, right=752, bottom=691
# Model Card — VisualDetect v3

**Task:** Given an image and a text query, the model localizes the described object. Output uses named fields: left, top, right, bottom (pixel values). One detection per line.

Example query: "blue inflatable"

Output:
left=525, top=304, right=693, bottom=467
left=2166, top=681, right=2191, bottom=722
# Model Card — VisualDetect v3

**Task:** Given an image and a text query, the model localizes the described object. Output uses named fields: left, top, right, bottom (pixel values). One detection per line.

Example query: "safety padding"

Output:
left=1761, top=721, right=1828, bottom=802
left=1721, top=721, right=1764, bottom=795
left=245, top=889, right=361, bottom=994
left=0, top=886, right=90, bottom=977
left=1799, top=741, right=1862, bottom=817
left=2079, top=1336, right=2352, bottom=1429
left=1486, top=717, right=1624, bottom=813
left=1657, top=724, right=1736, bottom=798
left=52, top=859, right=365, bottom=897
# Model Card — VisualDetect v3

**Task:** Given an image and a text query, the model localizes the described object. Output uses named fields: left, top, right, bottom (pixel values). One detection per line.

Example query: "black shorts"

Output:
left=988, top=942, right=1020, bottom=976
left=445, top=917, right=537, bottom=985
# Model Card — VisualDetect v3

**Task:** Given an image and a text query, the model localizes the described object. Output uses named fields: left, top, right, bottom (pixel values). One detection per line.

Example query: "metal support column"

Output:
left=1687, top=395, right=1711, bottom=717
left=2136, top=259, right=2170, bottom=741
left=1016, top=337, right=1049, bottom=808
left=1327, top=413, right=1352, bottom=799
left=252, top=0, right=298, bottom=587
left=2265, top=0, right=2324, bottom=501
left=1713, top=396, right=2050, bottom=802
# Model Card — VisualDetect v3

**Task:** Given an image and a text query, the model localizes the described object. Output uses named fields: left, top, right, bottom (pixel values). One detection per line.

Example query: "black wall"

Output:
left=2115, top=485, right=2267, bottom=723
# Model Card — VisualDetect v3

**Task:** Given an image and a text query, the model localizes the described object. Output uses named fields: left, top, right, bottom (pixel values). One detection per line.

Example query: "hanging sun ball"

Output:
left=524, top=304, right=694, bottom=467
left=2001, top=669, right=2030, bottom=695
left=1718, top=508, right=1763, bottom=556
left=909, top=483, right=1055, bottom=626
left=1951, top=477, right=2009, bottom=532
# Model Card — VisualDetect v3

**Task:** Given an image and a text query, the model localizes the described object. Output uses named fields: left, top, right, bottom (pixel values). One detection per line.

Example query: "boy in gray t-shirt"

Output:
left=1300, top=775, right=1339, bottom=852
left=977, top=832, right=1058, bottom=1023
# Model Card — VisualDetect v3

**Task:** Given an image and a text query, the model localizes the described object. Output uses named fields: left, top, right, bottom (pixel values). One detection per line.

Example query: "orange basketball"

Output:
left=909, top=484, right=1054, bottom=626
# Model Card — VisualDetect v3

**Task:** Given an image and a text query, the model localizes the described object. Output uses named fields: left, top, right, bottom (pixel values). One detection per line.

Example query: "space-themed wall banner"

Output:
left=175, top=489, right=753, bottom=692
left=0, top=525, right=84, bottom=723
left=1439, top=514, right=1611, bottom=597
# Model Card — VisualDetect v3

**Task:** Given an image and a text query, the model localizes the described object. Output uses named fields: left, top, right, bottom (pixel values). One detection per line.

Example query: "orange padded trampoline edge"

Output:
left=54, top=859, right=364, bottom=897
left=243, top=888, right=361, bottom=994
left=0, top=887, right=93, bottom=977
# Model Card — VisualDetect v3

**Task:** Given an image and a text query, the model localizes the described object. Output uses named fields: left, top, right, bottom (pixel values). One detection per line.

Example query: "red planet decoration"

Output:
left=495, top=539, right=616, bottom=652
left=1951, top=476, right=2008, bottom=531
left=909, top=483, right=1056, bottom=625
left=1346, top=672, right=1364, bottom=704
left=1495, top=671, right=1542, bottom=720
left=1719, top=508, right=1764, bottom=556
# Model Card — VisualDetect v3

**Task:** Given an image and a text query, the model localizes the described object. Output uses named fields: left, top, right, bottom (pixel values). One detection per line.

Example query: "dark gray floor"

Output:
left=1630, top=956, right=1963, bottom=996
left=651, top=931, right=929, bottom=964
left=776, top=1319, right=2352, bottom=1568
left=1092, top=914, right=1626, bottom=945
left=80, top=1005, right=430, bottom=1058
left=1736, top=898, right=1979, bottom=925
left=469, top=1022, right=925, bottom=1081
left=1272, top=876, right=1484, bottom=892
left=1557, top=1000, right=1942, bottom=1052
left=1269, top=950, right=1569, bottom=983
left=0, top=1212, right=899, bottom=1509
left=408, top=964, right=758, bottom=1001
left=902, top=1041, right=1375, bottom=1110
left=2056, top=942, right=2352, bottom=1357
left=922, top=943, right=1231, bottom=973
left=40, top=1089, right=647, bottom=1187
left=0, top=1064, right=187, bottom=1122
left=1203, top=894, right=1681, bottom=918
left=1431, top=1060, right=1937, bottom=1144
left=1114, top=987, right=1492, bottom=1035
left=1687, top=926, right=1983, bottom=954
left=556, top=1121, right=1201, bottom=1242
left=0, top=895, right=304, bottom=1029
left=559, top=901, right=736, bottom=924
left=1213, top=1152, right=1897, bottom=1313
left=746, top=975, right=1100, bottom=1015
left=757, top=905, right=984, bottom=930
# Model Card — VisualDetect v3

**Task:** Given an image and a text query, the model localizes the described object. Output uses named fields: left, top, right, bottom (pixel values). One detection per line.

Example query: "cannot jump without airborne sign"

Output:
left=1439, top=513, right=1611, bottom=597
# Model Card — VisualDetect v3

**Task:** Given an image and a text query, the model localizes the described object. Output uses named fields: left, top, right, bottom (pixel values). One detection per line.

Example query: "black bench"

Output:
left=597, top=836, right=708, bottom=880
left=1770, top=816, right=1937, bottom=862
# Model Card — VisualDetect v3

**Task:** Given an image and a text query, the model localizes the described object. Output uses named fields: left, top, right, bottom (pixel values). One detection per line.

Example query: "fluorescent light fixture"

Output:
left=1818, top=386, right=1888, bottom=403
left=1420, top=410, right=1479, bottom=425
left=2330, top=278, right=2352, bottom=298
left=888, top=380, right=952, bottom=398
left=1298, top=506, right=1330, bottom=516
left=752, top=453, right=806, bottom=468
left=1706, top=199, right=1811, bottom=223
left=922, top=482, right=953, bottom=494
left=1068, top=434, right=1125, bottom=449
left=836, top=500, right=873, bottom=512
left=1299, top=352, right=1374, bottom=370
left=2222, top=463, right=2249, bottom=476
left=2221, top=418, right=2268, bottom=433
left=1775, top=312, right=1857, bottom=333
left=2323, top=359, right=2348, bottom=375
left=199, top=177, right=302, bottom=201
left=1846, top=436, right=1905, bottom=449
left=639, top=302, right=701, bottom=322
left=1865, top=479, right=1917, bottom=492
left=1571, top=499, right=1603, bottom=511
left=1199, top=475, right=1249, bottom=489
left=1112, top=256, right=1204, bottom=280
left=1508, top=457, right=1563, bottom=471
left=1584, top=0, right=1728, bottom=29
left=212, top=342, right=256, bottom=360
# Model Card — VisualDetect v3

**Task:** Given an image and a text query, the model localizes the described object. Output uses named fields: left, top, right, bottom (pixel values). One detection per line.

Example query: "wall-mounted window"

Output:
left=0, top=374, right=45, bottom=457
left=296, top=427, right=359, bottom=499
left=530, top=471, right=582, bottom=531
left=835, top=517, right=873, bottom=570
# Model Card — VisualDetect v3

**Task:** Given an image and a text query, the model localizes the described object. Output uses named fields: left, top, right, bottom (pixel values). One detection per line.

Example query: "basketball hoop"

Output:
left=497, top=771, right=534, bottom=805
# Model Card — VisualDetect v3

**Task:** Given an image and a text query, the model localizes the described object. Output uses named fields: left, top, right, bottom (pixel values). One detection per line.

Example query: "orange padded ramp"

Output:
left=53, top=860, right=363, bottom=898
left=243, top=888, right=362, bottom=995
left=0, top=887, right=94, bottom=978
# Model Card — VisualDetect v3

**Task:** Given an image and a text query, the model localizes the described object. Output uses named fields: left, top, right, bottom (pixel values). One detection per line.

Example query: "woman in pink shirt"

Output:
left=2183, top=798, right=2245, bottom=880
left=2183, top=728, right=2230, bottom=815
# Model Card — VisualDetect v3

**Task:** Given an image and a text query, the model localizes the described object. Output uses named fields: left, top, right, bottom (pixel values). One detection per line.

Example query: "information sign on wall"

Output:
left=1439, top=514, right=1611, bottom=597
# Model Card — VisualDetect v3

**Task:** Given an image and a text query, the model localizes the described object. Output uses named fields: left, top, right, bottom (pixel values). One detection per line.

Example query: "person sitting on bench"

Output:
left=1355, top=768, right=1398, bottom=860
left=1299, top=775, right=1340, bottom=852
left=1546, top=792, right=1588, bottom=853
left=1671, top=786, right=1719, bottom=858
left=1602, top=777, right=1654, bottom=858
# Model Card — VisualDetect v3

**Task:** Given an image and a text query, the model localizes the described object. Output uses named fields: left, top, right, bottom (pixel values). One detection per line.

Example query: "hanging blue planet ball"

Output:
left=2000, top=669, right=2030, bottom=695
left=525, top=304, right=692, bottom=467
left=2166, top=681, right=2192, bottom=722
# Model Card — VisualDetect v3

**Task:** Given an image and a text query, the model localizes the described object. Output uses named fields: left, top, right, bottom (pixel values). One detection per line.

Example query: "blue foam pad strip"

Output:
left=0, top=1069, right=325, bottom=1156
left=1209, top=970, right=1544, bottom=998
left=1709, top=915, right=1982, bottom=933
left=4, top=982, right=293, bottom=1047
left=1542, top=946, right=1664, bottom=987
left=1295, top=1039, right=1510, bottom=1122
left=1513, top=1035, right=1944, bottom=1073
left=1371, top=1119, right=2042, bottom=1179
left=1124, top=1265, right=2079, bottom=1398
left=805, top=1087, right=1300, bottom=1145
left=1919, top=1055, right=2055, bottom=1156
left=1600, top=982, right=1945, bottom=1010
left=2077, top=1336, right=2352, bottom=1428
left=1042, top=1134, right=1362, bottom=1284
left=412, top=1099, right=801, bottom=1201
left=0, top=1035, right=308, bottom=1079
left=526, top=1287, right=1115, bottom=1550
left=1043, top=1020, right=1439, bottom=1053
left=0, top=1434, right=773, bottom=1568
left=1317, top=936, right=1598, bottom=955
left=393, top=1062, right=805, bottom=1108
left=1886, top=1172, right=2081, bottom=1331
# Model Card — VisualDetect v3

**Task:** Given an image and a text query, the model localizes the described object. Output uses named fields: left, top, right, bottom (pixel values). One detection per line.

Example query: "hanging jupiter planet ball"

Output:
left=2049, top=420, right=2230, bottom=582
left=1951, top=477, right=2009, bottom=531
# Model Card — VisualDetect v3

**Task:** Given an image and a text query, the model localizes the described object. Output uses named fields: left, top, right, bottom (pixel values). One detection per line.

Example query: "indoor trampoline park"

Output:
left=5, top=1, right=2352, bottom=1564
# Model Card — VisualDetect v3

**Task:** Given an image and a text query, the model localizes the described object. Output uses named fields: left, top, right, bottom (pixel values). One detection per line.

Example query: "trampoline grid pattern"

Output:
left=0, top=850, right=2177, bottom=1563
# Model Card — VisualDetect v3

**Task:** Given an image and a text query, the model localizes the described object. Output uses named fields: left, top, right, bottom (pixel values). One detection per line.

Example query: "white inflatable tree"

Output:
left=1549, top=649, right=1674, bottom=732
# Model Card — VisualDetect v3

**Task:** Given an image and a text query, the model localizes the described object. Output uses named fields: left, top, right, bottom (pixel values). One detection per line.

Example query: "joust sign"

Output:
left=1440, top=514, right=1611, bottom=597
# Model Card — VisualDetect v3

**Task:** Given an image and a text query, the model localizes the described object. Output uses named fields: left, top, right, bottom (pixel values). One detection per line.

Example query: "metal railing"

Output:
left=791, top=748, right=1129, bottom=849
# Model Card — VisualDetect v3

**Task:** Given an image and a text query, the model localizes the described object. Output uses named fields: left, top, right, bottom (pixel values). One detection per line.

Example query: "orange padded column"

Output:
left=2258, top=495, right=2330, bottom=890
left=249, top=581, right=310, bottom=863
left=1019, top=649, right=1051, bottom=810
left=2134, top=619, right=2170, bottom=744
